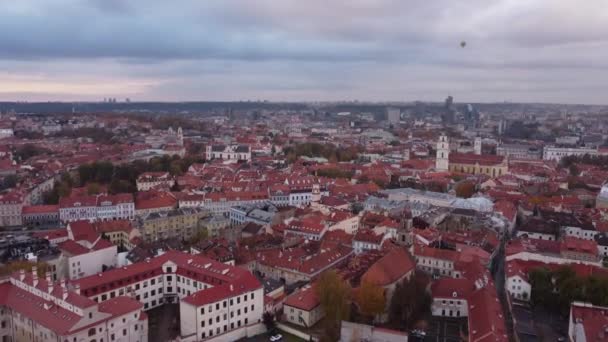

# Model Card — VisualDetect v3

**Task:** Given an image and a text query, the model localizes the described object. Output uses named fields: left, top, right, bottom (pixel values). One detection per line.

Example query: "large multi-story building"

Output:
left=496, top=143, right=542, bottom=160
left=21, top=204, right=60, bottom=227
left=136, top=172, right=175, bottom=191
left=0, top=189, right=24, bottom=227
left=204, top=191, right=269, bottom=216
left=436, top=134, right=508, bottom=177
left=137, top=207, right=209, bottom=242
left=59, top=194, right=135, bottom=223
left=0, top=268, right=148, bottom=342
left=542, top=146, right=598, bottom=161
left=72, top=250, right=264, bottom=342
left=205, top=145, right=251, bottom=162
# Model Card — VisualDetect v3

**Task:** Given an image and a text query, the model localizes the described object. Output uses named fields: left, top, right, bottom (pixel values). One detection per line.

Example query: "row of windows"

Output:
left=201, top=306, right=254, bottom=327
left=200, top=294, right=255, bottom=314
left=201, top=319, right=248, bottom=339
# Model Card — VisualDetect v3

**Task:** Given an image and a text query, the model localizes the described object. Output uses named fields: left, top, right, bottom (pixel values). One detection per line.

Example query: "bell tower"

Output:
left=435, top=133, right=450, bottom=171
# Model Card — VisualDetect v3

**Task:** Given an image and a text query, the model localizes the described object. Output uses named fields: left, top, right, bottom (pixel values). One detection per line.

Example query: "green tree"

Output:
left=109, top=179, right=135, bottom=194
left=529, top=268, right=554, bottom=308
left=78, top=164, right=95, bottom=186
left=87, top=182, right=101, bottom=195
left=316, top=270, right=351, bottom=341
left=94, top=161, right=115, bottom=183
left=388, top=277, right=430, bottom=330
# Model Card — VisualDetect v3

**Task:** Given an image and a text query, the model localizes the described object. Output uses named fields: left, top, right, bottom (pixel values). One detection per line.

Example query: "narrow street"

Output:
left=492, top=234, right=515, bottom=341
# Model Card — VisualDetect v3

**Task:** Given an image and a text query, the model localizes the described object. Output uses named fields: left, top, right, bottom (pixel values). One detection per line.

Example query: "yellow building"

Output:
left=448, top=152, right=508, bottom=177
left=138, top=208, right=209, bottom=242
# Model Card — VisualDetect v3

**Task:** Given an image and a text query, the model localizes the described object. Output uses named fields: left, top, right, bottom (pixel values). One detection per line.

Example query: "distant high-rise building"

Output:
left=387, top=107, right=400, bottom=124
left=444, top=96, right=453, bottom=110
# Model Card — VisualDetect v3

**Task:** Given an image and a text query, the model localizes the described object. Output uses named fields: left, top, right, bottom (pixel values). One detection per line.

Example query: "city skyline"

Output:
left=0, top=0, right=607, bottom=104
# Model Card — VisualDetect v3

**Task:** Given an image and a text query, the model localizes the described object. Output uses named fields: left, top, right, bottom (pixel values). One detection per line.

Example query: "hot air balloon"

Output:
left=460, top=41, right=466, bottom=48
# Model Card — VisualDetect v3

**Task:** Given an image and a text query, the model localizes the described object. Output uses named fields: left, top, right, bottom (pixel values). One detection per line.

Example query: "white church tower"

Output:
left=177, top=127, right=184, bottom=146
left=436, top=133, right=450, bottom=171
left=474, top=137, right=482, bottom=155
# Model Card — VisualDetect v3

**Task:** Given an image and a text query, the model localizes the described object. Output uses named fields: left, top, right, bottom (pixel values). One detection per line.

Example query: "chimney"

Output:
left=19, top=269, right=25, bottom=281
left=62, top=286, right=68, bottom=300
left=74, top=284, right=80, bottom=295
left=32, top=267, right=38, bottom=287
left=230, top=284, right=234, bottom=292
left=60, top=278, right=66, bottom=289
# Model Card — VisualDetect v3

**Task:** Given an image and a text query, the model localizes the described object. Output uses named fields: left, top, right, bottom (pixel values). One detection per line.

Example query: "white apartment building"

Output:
left=59, top=194, right=135, bottom=223
left=0, top=189, right=24, bottom=227
left=73, top=250, right=264, bottom=342
left=136, top=172, right=175, bottom=191
left=542, top=146, right=597, bottom=161
left=505, top=274, right=531, bottom=301
left=96, top=194, right=135, bottom=221
left=205, top=145, right=251, bottom=162
left=0, top=268, right=147, bottom=342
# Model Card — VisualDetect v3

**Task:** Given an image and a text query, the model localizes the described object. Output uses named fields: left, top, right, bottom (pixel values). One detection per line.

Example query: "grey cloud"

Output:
left=0, top=0, right=607, bottom=103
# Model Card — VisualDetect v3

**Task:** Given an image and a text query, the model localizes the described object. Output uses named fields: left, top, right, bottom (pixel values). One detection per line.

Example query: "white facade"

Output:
left=515, top=231, right=556, bottom=241
left=506, top=275, right=531, bottom=301
left=0, top=128, right=13, bottom=139
left=205, top=145, right=252, bottom=162
left=75, top=251, right=265, bottom=342
left=67, top=245, right=118, bottom=280
left=328, top=216, right=360, bottom=234
left=563, top=226, right=599, bottom=241
left=436, top=134, right=450, bottom=171
left=432, top=295, right=469, bottom=317
left=506, top=251, right=602, bottom=267
left=474, top=137, right=482, bottom=155
left=0, top=272, right=147, bottom=342
left=97, top=201, right=135, bottom=221
left=59, top=205, right=98, bottom=222
left=543, top=146, right=597, bottom=161
left=179, top=287, right=264, bottom=341
left=414, top=255, right=458, bottom=278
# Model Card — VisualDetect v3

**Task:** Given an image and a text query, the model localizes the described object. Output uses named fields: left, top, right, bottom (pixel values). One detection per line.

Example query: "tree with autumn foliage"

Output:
left=0, top=260, right=50, bottom=277
left=316, top=270, right=351, bottom=342
left=454, top=181, right=476, bottom=198
left=355, top=280, right=386, bottom=324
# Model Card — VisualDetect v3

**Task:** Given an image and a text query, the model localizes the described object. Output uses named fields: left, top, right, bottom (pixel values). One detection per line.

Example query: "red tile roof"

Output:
left=69, top=220, right=99, bottom=244
left=58, top=240, right=90, bottom=256
left=468, top=286, right=508, bottom=342
left=283, top=284, right=319, bottom=311
left=570, top=302, right=608, bottom=341
left=449, top=152, right=505, bottom=166
left=0, top=274, right=142, bottom=336
left=362, top=247, right=415, bottom=287
left=134, top=191, right=177, bottom=210
left=22, top=204, right=59, bottom=215
left=73, top=250, right=262, bottom=304
left=431, top=278, right=475, bottom=299
left=32, top=228, right=68, bottom=241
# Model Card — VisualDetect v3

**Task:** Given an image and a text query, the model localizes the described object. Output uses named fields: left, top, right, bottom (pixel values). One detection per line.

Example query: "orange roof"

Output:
left=362, top=247, right=415, bottom=287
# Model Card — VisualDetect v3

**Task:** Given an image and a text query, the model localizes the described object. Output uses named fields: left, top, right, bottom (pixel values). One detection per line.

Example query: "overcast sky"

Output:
left=0, top=0, right=606, bottom=104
